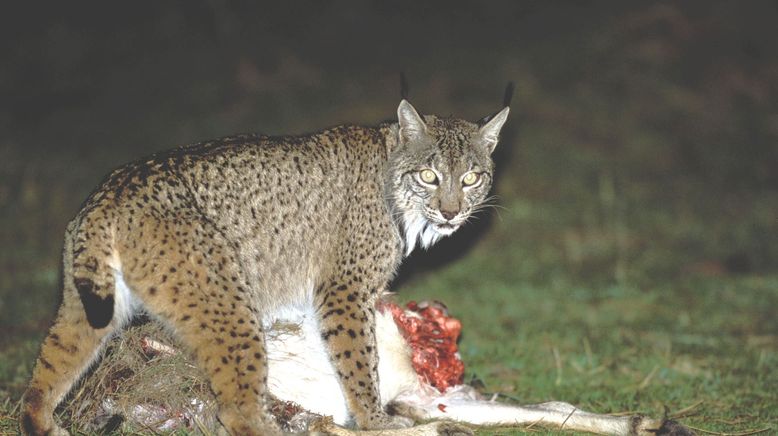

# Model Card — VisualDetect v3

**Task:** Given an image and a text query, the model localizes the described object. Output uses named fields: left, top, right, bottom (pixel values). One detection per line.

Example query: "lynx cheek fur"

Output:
left=21, top=98, right=509, bottom=435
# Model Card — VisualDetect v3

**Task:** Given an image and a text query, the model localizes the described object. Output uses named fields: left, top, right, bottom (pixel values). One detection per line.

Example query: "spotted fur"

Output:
left=20, top=99, right=509, bottom=435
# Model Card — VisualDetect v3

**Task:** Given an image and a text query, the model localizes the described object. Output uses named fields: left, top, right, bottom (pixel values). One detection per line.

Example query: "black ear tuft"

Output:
left=503, top=81, right=515, bottom=108
left=400, top=72, right=410, bottom=100
left=478, top=82, right=515, bottom=126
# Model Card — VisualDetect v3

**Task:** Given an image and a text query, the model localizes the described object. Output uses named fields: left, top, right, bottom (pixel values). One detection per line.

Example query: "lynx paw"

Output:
left=20, top=421, right=69, bottom=436
left=429, top=421, right=474, bottom=436
left=365, top=412, right=414, bottom=430
left=20, top=408, right=70, bottom=436
left=217, top=405, right=282, bottom=436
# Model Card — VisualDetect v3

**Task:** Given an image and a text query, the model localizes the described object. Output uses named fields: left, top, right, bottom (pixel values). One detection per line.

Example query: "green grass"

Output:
left=400, top=233, right=778, bottom=435
left=1, top=2, right=777, bottom=434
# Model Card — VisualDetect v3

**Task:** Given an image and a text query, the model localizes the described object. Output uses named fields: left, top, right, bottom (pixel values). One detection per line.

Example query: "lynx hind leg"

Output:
left=22, top=295, right=119, bottom=436
left=119, top=216, right=279, bottom=436
left=22, top=233, right=124, bottom=435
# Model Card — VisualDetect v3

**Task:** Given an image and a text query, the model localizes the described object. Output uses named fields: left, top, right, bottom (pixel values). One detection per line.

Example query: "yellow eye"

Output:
left=419, top=169, right=438, bottom=184
left=462, top=172, right=480, bottom=186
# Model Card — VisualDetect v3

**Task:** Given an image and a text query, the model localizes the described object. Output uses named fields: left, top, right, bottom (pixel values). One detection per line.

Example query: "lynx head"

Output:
left=387, top=99, right=510, bottom=255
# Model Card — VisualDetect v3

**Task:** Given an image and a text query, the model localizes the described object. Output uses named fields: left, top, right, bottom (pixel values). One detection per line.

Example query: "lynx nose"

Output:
left=440, top=209, right=458, bottom=221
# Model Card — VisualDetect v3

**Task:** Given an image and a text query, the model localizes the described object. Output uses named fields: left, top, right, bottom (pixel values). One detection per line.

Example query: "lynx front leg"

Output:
left=316, top=280, right=412, bottom=430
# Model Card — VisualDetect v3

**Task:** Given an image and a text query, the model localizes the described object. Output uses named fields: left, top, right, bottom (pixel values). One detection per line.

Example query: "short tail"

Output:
left=68, top=209, right=117, bottom=329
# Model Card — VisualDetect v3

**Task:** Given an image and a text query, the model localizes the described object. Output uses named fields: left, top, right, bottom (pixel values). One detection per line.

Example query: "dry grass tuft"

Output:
left=58, top=321, right=219, bottom=434
left=56, top=320, right=316, bottom=434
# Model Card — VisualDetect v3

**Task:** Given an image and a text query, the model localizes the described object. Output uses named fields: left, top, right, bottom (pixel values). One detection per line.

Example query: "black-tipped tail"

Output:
left=75, top=277, right=114, bottom=329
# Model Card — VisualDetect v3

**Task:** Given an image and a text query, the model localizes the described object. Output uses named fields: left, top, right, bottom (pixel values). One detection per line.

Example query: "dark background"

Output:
left=1, top=1, right=776, bottom=432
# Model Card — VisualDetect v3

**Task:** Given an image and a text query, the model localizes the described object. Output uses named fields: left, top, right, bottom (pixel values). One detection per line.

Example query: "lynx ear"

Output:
left=478, top=106, right=510, bottom=153
left=397, top=100, right=428, bottom=145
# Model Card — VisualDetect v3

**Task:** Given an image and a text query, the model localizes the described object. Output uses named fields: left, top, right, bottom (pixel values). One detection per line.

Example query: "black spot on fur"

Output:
left=75, top=278, right=114, bottom=329
left=39, top=357, right=54, bottom=371
left=322, top=329, right=340, bottom=340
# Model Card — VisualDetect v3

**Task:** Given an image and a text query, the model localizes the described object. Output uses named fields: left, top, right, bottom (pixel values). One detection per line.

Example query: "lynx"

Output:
left=21, top=96, right=510, bottom=435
